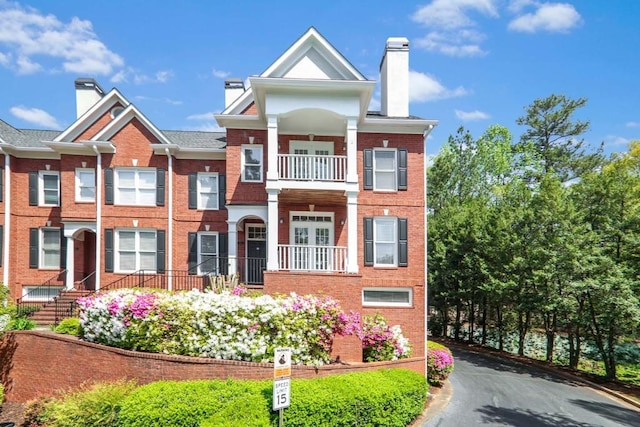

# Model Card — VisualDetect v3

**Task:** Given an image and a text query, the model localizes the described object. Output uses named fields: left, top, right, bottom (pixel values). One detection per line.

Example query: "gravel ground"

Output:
left=0, top=401, right=25, bottom=426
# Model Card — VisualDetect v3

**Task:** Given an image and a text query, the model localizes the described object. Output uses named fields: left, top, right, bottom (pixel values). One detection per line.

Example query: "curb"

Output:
left=441, top=340, right=640, bottom=411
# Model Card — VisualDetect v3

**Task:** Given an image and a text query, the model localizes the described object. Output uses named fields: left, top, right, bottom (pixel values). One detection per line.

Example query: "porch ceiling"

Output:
left=279, top=189, right=346, bottom=206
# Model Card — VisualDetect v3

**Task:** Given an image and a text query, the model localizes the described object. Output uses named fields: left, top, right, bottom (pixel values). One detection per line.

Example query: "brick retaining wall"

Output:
left=0, top=331, right=425, bottom=403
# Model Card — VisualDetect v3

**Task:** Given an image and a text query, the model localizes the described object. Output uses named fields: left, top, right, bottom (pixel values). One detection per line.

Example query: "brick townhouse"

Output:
left=0, top=28, right=437, bottom=362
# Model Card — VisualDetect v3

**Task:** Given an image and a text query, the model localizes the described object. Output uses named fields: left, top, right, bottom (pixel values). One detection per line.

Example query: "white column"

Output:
left=165, top=149, right=173, bottom=291
left=266, top=115, right=279, bottom=181
left=1, top=150, right=10, bottom=288
left=92, top=147, right=102, bottom=291
left=346, top=118, right=358, bottom=184
left=267, top=189, right=279, bottom=271
left=65, top=237, right=74, bottom=290
left=347, top=191, right=358, bottom=274
left=227, top=221, right=238, bottom=275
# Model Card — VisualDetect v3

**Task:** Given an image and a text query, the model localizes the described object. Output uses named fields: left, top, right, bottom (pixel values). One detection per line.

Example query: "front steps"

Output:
left=28, top=290, right=91, bottom=326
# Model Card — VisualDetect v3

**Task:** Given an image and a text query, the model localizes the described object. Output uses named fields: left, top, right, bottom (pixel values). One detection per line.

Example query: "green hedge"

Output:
left=118, top=369, right=426, bottom=427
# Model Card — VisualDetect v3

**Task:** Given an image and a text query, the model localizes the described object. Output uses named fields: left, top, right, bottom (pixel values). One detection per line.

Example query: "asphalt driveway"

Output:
left=422, top=347, right=640, bottom=426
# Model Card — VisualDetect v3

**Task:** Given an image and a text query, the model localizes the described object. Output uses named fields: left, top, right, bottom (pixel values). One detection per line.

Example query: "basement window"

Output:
left=362, top=288, right=412, bottom=307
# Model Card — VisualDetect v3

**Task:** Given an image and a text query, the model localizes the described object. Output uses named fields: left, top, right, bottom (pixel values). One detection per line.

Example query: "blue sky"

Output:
left=0, top=0, right=638, bottom=157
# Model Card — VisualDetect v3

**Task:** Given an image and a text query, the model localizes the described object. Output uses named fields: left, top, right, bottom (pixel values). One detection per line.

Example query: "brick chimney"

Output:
left=74, top=78, right=105, bottom=118
left=225, top=78, right=245, bottom=108
left=380, top=37, right=409, bottom=118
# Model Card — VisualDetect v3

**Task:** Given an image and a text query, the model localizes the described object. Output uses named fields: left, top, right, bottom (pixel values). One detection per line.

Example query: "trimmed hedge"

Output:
left=118, top=369, right=427, bottom=427
left=54, top=317, right=81, bottom=336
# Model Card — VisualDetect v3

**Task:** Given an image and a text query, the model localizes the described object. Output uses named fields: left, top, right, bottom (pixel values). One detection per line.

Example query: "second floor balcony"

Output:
left=278, top=154, right=347, bottom=182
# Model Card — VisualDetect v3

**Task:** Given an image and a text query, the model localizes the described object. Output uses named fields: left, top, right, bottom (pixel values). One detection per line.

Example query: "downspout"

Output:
left=92, top=145, right=102, bottom=291
left=164, top=148, right=173, bottom=291
left=0, top=149, right=9, bottom=288
left=423, top=124, right=435, bottom=380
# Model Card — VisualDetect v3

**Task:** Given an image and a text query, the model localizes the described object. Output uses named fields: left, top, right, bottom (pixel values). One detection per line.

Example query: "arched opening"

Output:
left=236, top=215, right=266, bottom=286
left=72, top=229, right=97, bottom=290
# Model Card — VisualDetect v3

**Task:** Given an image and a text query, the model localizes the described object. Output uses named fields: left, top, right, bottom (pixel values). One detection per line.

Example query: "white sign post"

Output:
left=273, top=347, right=292, bottom=426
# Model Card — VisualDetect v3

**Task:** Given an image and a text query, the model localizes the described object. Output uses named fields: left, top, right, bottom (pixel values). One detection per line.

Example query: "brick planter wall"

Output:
left=0, top=331, right=425, bottom=403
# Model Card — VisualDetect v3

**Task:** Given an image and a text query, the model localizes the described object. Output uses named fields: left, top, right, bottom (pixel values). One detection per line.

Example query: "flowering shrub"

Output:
left=427, top=341, right=454, bottom=385
left=360, top=314, right=412, bottom=362
left=77, top=289, right=361, bottom=366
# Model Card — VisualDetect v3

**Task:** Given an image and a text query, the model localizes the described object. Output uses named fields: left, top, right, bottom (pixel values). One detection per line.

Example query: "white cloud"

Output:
left=212, top=68, right=230, bottom=79
left=455, top=109, right=490, bottom=121
left=409, top=70, right=468, bottom=102
left=411, top=0, right=498, bottom=56
left=133, top=95, right=182, bottom=106
left=109, top=67, right=174, bottom=84
left=508, top=3, right=581, bottom=33
left=0, top=51, right=11, bottom=66
left=187, top=112, right=217, bottom=121
left=10, top=106, right=61, bottom=129
left=604, top=135, right=630, bottom=148
left=626, top=121, right=640, bottom=128
left=507, top=0, right=537, bottom=13
left=0, top=3, right=124, bottom=75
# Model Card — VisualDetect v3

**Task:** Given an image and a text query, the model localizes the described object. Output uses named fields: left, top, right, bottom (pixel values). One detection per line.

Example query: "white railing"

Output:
left=278, top=154, right=347, bottom=182
left=278, top=244, right=347, bottom=273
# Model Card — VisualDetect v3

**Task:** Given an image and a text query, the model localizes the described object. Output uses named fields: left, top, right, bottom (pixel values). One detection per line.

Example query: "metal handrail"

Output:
left=15, top=269, right=66, bottom=317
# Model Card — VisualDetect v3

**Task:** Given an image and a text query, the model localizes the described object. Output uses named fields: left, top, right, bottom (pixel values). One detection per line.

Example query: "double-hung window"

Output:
left=75, top=169, right=96, bottom=202
left=116, top=229, right=157, bottom=272
left=241, top=145, right=263, bottom=182
left=363, top=148, right=407, bottom=191
left=197, top=173, right=218, bottom=210
left=115, top=168, right=156, bottom=206
left=39, top=171, right=60, bottom=206
left=364, top=217, right=408, bottom=267
left=197, top=232, right=218, bottom=275
left=40, top=228, right=61, bottom=269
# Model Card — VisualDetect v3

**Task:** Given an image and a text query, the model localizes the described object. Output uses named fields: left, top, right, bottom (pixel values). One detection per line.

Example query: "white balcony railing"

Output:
left=278, top=244, right=347, bottom=273
left=278, top=154, right=347, bottom=182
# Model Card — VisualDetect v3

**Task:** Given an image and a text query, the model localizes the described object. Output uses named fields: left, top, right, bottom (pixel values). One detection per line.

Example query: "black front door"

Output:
left=246, top=240, right=266, bottom=284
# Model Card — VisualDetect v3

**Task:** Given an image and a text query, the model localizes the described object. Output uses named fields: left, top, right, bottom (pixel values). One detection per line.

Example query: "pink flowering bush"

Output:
left=427, top=341, right=454, bottom=386
left=360, top=314, right=412, bottom=362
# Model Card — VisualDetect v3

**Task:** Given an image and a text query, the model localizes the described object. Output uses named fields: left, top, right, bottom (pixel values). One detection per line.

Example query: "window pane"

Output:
left=375, top=220, right=395, bottom=242
left=79, top=171, right=94, bottom=187
left=138, top=171, right=156, bottom=188
left=200, top=235, right=217, bottom=254
left=138, top=189, right=156, bottom=205
left=244, top=148, right=261, bottom=165
left=245, top=165, right=261, bottom=181
left=43, top=250, right=60, bottom=267
left=200, top=257, right=217, bottom=273
left=198, top=174, right=217, bottom=191
left=375, top=171, right=396, bottom=190
left=363, top=290, right=410, bottom=304
left=375, top=151, right=395, bottom=169
left=375, top=243, right=395, bottom=265
left=44, top=190, right=59, bottom=205
left=43, top=174, right=58, bottom=190
left=80, top=187, right=96, bottom=199
left=139, top=232, right=156, bottom=251
left=119, top=252, right=136, bottom=271
left=118, top=189, right=136, bottom=204
left=199, top=193, right=217, bottom=209
left=119, top=231, right=136, bottom=250
left=118, top=171, right=135, bottom=187
left=43, top=230, right=59, bottom=248
left=140, top=253, right=156, bottom=270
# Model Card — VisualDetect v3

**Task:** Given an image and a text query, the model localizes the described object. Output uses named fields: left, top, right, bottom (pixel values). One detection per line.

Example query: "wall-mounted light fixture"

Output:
left=340, top=219, right=345, bottom=225
left=279, top=218, right=284, bottom=224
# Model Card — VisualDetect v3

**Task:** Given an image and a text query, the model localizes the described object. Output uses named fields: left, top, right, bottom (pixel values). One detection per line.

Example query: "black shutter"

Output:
left=60, top=229, right=67, bottom=269
left=188, top=173, right=197, bottom=209
left=218, top=233, right=228, bottom=275
left=188, top=232, right=197, bottom=274
left=218, top=174, right=226, bottom=210
left=398, top=148, right=408, bottom=191
left=104, top=168, right=114, bottom=205
left=363, top=149, right=373, bottom=190
left=104, top=228, right=114, bottom=272
left=156, top=230, right=165, bottom=273
left=0, top=225, right=3, bottom=267
left=398, top=218, right=408, bottom=267
left=156, top=168, right=165, bottom=206
left=0, top=167, right=3, bottom=202
left=29, top=171, right=38, bottom=206
left=364, top=217, right=374, bottom=266
left=29, top=228, right=38, bottom=268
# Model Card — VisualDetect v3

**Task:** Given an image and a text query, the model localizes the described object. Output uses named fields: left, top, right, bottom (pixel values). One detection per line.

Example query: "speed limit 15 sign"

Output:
left=273, top=378, right=290, bottom=410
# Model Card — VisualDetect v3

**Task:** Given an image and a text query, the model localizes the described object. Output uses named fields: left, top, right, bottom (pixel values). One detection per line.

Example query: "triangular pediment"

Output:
left=261, top=27, right=366, bottom=81
left=91, top=104, right=171, bottom=145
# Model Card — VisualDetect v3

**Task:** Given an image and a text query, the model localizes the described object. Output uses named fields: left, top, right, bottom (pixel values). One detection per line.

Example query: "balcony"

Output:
left=278, top=154, right=347, bottom=182
left=277, top=244, right=347, bottom=273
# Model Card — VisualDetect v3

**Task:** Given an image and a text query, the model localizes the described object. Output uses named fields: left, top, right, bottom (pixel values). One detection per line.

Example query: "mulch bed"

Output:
left=0, top=401, right=25, bottom=426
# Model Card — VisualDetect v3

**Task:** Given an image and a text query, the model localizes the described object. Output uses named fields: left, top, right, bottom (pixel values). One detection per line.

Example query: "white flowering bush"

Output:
left=77, top=289, right=362, bottom=366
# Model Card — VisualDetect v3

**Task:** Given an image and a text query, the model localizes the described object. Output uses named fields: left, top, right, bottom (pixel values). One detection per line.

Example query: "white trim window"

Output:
left=374, top=149, right=397, bottom=191
left=75, top=168, right=96, bottom=202
left=115, top=168, right=156, bottom=206
left=197, top=172, right=218, bottom=210
left=116, top=229, right=157, bottom=272
left=362, top=288, right=412, bottom=307
left=374, top=217, right=397, bottom=266
left=39, top=171, right=60, bottom=206
left=40, top=228, right=61, bottom=269
left=197, top=232, right=218, bottom=275
left=241, top=144, right=263, bottom=182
